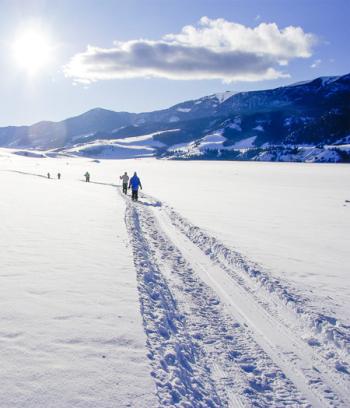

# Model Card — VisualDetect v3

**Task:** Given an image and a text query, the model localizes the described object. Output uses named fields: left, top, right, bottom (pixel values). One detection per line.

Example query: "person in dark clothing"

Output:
left=84, top=172, right=90, bottom=182
left=129, top=172, right=142, bottom=201
left=57, top=173, right=61, bottom=180
left=47, top=172, right=50, bottom=179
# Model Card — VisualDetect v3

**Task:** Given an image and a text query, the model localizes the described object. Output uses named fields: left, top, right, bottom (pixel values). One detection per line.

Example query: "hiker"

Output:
left=47, top=172, right=50, bottom=179
left=84, top=172, right=90, bottom=182
left=120, top=172, right=129, bottom=194
left=129, top=172, right=142, bottom=201
left=57, top=173, right=61, bottom=180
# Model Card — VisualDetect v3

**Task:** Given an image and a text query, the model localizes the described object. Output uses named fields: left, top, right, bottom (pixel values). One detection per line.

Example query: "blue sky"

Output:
left=0, top=0, right=349, bottom=126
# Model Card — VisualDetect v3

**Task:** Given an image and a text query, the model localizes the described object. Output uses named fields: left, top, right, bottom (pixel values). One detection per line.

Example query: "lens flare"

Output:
left=12, top=27, right=52, bottom=74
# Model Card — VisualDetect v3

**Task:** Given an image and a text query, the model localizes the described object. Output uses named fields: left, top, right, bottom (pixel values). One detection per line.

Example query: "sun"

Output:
left=12, top=27, right=52, bottom=74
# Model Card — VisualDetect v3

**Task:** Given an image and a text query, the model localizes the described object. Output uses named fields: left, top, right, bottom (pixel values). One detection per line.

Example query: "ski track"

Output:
left=155, top=206, right=349, bottom=406
left=163, top=204, right=350, bottom=356
left=125, top=203, right=223, bottom=407
left=122, top=192, right=308, bottom=406
left=122, top=189, right=350, bottom=407
left=142, top=208, right=309, bottom=407
left=161, top=203, right=350, bottom=385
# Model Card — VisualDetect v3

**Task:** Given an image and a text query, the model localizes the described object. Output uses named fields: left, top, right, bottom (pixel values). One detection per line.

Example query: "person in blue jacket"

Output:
left=129, top=172, right=142, bottom=201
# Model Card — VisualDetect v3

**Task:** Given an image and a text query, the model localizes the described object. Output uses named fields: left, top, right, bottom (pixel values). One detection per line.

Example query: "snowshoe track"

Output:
left=125, top=205, right=223, bottom=407
left=164, top=205, right=350, bottom=356
left=123, top=191, right=350, bottom=407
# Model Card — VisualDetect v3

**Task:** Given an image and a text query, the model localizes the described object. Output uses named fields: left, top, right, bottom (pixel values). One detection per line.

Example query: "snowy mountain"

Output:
left=0, top=91, right=231, bottom=149
left=0, top=108, right=136, bottom=149
left=0, top=73, right=349, bottom=161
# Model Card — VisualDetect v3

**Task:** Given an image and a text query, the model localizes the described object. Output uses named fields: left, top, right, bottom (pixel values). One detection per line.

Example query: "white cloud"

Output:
left=310, top=58, right=322, bottom=68
left=64, top=17, right=317, bottom=83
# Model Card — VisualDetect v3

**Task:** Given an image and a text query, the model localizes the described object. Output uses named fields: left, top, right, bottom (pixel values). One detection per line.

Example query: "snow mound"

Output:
left=13, top=150, right=47, bottom=158
left=68, top=142, right=155, bottom=159
left=231, top=136, right=257, bottom=149
left=64, top=130, right=182, bottom=159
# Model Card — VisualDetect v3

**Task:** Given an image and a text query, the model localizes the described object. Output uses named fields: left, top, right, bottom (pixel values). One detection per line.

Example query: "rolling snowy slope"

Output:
left=0, top=150, right=349, bottom=406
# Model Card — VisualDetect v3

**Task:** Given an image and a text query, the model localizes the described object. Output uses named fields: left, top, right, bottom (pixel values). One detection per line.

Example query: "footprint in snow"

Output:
left=307, top=338, right=321, bottom=347
left=335, top=361, right=350, bottom=375
left=240, top=364, right=256, bottom=373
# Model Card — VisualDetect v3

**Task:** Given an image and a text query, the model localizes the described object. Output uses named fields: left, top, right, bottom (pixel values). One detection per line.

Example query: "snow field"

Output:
left=120, top=159, right=350, bottom=322
left=0, top=159, right=156, bottom=407
left=1, top=150, right=349, bottom=406
left=121, top=188, right=349, bottom=406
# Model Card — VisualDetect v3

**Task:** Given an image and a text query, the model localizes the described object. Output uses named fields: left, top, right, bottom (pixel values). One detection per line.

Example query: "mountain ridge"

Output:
left=1, top=73, right=349, bottom=162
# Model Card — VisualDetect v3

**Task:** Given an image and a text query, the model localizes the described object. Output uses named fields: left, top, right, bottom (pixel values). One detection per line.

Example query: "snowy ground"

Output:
left=0, top=153, right=157, bottom=407
left=0, top=149, right=349, bottom=407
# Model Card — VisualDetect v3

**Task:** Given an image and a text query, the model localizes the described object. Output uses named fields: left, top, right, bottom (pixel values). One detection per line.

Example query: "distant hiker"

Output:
left=129, top=172, right=142, bottom=201
left=47, top=172, right=50, bottom=179
left=84, top=172, right=90, bottom=182
left=120, top=172, right=129, bottom=194
left=57, top=173, right=61, bottom=180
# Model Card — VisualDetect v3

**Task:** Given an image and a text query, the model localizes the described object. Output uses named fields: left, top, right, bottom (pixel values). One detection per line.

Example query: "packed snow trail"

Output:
left=123, top=190, right=350, bottom=407
left=161, top=204, right=350, bottom=364
left=155, top=206, right=349, bottom=406
left=125, top=204, right=224, bottom=407
left=124, top=198, right=306, bottom=407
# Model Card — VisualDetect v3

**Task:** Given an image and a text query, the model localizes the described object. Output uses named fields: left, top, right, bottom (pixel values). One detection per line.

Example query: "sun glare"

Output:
left=12, top=27, right=52, bottom=74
